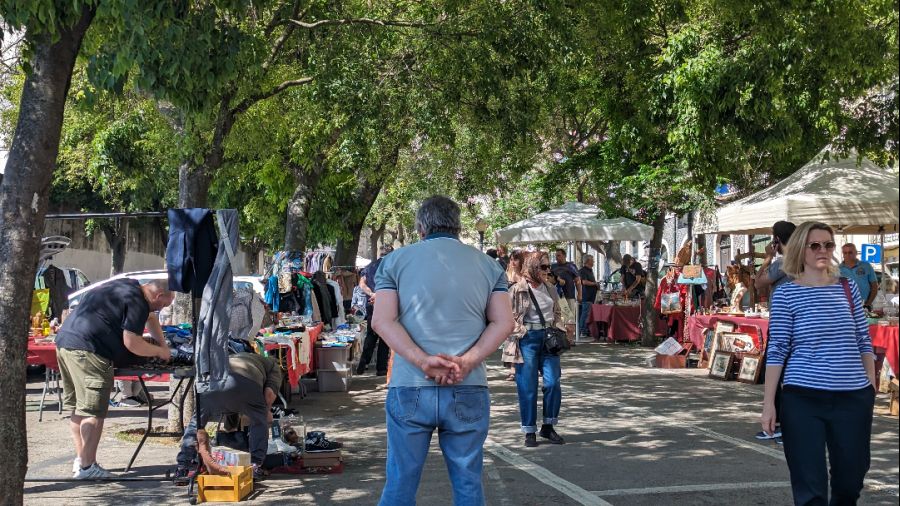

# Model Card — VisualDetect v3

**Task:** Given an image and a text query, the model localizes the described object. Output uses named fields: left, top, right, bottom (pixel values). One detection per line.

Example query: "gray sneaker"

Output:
left=73, top=463, right=114, bottom=480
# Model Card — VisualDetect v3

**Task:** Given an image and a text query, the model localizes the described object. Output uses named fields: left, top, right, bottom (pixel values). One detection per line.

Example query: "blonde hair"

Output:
left=781, top=221, right=839, bottom=279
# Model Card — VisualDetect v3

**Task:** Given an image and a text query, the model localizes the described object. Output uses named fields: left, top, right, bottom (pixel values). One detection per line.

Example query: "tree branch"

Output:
left=230, top=77, right=313, bottom=116
left=289, top=17, right=433, bottom=29
left=263, top=0, right=304, bottom=70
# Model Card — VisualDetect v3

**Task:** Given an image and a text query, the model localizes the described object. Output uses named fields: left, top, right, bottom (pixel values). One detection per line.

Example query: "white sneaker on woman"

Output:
left=73, top=463, right=114, bottom=480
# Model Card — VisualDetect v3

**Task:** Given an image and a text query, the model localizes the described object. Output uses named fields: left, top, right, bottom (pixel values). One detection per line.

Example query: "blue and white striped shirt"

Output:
left=767, top=279, right=874, bottom=391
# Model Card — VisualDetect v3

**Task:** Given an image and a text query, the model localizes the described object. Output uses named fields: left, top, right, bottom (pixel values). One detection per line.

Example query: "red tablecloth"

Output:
left=26, top=342, right=170, bottom=382
left=686, top=315, right=771, bottom=351
left=265, top=323, right=322, bottom=388
left=688, top=316, right=899, bottom=377
left=870, top=325, right=899, bottom=376
left=586, top=304, right=663, bottom=342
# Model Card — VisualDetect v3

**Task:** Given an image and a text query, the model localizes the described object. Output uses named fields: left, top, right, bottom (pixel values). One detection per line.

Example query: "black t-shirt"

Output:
left=363, top=257, right=385, bottom=308
left=551, top=262, right=580, bottom=299
left=621, top=262, right=646, bottom=296
left=55, top=278, right=150, bottom=366
left=579, top=266, right=597, bottom=303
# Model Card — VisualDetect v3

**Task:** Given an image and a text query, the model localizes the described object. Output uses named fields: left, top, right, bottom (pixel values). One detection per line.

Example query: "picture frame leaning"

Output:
left=737, top=354, right=762, bottom=384
left=709, top=351, right=734, bottom=380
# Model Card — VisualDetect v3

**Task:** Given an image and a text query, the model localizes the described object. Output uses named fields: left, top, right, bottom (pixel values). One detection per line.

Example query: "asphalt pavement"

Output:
left=23, top=342, right=899, bottom=505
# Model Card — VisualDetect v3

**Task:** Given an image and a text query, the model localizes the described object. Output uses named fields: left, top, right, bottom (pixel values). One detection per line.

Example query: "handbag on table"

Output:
left=527, top=286, right=570, bottom=356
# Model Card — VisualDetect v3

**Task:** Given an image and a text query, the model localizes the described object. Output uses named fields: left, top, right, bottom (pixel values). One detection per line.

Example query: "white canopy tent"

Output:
left=495, top=202, right=655, bottom=343
left=700, top=151, right=900, bottom=236
left=495, top=201, right=654, bottom=244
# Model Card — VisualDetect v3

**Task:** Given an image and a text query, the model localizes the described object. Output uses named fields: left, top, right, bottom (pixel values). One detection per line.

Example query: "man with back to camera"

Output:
left=372, top=195, right=514, bottom=505
left=55, top=278, right=174, bottom=479
left=551, top=249, right=581, bottom=339
left=840, top=243, right=880, bottom=311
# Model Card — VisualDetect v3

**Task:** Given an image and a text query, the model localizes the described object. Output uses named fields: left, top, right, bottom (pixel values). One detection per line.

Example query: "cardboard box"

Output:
left=315, top=346, right=351, bottom=371
left=302, top=449, right=342, bottom=469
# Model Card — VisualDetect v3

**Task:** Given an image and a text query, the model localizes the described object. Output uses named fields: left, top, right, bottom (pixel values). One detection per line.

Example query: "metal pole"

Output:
left=479, top=231, right=484, bottom=252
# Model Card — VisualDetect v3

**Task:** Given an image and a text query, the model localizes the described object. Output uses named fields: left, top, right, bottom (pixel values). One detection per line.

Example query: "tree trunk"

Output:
left=101, top=218, right=128, bottom=276
left=334, top=236, right=360, bottom=269
left=284, top=161, right=327, bottom=252
left=369, top=223, right=386, bottom=260
left=397, top=223, right=407, bottom=246
left=0, top=7, right=95, bottom=502
left=640, top=212, right=667, bottom=347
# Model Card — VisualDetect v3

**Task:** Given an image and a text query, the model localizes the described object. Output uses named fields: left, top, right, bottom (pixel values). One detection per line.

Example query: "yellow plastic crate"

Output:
left=197, top=466, right=253, bottom=503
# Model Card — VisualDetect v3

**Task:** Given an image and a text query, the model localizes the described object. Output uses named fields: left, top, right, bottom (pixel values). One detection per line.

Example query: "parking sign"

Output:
left=861, top=244, right=882, bottom=263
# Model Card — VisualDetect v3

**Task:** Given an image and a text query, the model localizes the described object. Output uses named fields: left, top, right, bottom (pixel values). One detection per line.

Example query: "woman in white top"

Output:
left=509, top=252, right=566, bottom=448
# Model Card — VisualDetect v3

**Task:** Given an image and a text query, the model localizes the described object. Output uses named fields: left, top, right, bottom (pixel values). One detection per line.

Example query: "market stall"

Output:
left=586, top=303, right=667, bottom=342
left=495, top=202, right=655, bottom=341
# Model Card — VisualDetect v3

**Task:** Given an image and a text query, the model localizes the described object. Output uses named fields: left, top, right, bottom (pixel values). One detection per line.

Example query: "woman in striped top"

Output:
left=760, top=222, right=876, bottom=506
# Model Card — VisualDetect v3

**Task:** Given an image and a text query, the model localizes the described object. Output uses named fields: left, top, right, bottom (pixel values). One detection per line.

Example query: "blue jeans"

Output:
left=578, top=301, right=592, bottom=335
left=379, top=386, right=490, bottom=506
left=515, top=329, right=562, bottom=432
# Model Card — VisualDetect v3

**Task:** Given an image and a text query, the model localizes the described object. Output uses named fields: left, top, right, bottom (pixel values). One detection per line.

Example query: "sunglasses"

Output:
left=539, top=264, right=551, bottom=270
left=806, top=241, right=836, bottom=252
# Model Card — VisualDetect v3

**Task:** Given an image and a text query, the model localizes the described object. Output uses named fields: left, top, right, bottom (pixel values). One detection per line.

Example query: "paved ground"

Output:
left=23, top=343, right=899, bottom=505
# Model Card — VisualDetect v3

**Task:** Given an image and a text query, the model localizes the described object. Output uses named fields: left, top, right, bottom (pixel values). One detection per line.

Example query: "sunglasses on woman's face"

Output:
left=806, top=241, right=836, bottom=252
left=540, top=264, right=551, bottom=270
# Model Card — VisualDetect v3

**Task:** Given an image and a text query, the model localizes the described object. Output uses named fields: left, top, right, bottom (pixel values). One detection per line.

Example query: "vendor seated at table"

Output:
left=174, top=352, right=281, bottom=483
left=55, top=279, right=175, bottom=480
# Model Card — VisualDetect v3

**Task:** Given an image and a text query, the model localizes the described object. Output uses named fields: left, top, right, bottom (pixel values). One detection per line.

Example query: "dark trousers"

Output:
left=781, top=385, right=875, bottom=506
left=176, top=413, right=268, bottom=467
left=358, top=304, right=390, bottom=374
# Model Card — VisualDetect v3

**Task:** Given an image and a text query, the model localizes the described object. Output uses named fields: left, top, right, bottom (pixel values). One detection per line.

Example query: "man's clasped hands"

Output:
left=420, top=354, right=479, bottom=385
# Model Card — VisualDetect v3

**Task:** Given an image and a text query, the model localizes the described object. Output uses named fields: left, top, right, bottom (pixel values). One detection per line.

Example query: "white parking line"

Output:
left=485, top=439, right=614, bottom=506
left=590, top=481, right=792, bottom=496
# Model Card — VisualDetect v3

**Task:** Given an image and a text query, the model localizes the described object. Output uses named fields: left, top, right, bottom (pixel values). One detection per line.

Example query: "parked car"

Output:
left=61, top=267, right=91, bottom=292
left=67, top=270, right=168, bottom=307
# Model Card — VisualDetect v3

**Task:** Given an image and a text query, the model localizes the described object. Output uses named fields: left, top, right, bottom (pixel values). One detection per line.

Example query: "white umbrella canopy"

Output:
left=495, top=201, right=654, bottom=244
left=701, top=151, right=900, bottom=235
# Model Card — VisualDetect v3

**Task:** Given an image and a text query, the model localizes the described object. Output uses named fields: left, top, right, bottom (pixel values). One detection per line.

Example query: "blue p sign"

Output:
left=861, top=244, right=882, bottom=263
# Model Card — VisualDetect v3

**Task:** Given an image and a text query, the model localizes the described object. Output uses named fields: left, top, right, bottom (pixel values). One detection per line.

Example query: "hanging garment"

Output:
left=195, top=209, right=239, bottom=392
left=311, top=282, right=332, bottom=324
left=265, top=276, right=280, bottom=312
left=229, top=286, right=254, bottom=340
left=41, top=264, right=72, bottom=319
left=166, top=208, right=218, bottom=297
left=326, top=280, right=346, bottom=326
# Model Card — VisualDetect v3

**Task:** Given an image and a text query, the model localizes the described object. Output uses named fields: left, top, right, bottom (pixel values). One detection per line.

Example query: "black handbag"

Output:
left=527, top=286, right=570, bottom=356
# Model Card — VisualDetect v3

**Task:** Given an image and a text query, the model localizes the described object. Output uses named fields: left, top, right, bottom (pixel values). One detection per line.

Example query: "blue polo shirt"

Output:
left=840, top=261, right=877, bottom=303
left=375, top=233, right=509, bottom=387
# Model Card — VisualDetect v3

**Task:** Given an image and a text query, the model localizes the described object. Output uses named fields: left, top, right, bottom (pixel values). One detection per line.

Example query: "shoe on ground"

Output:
left=72, top=457, right=81, bottom=475
left=524, top=433, right=538, bottom=448
left=74, top=463, right=114, bottom=480
left=252, top=464, right=267, bottom=481
left=173, top=466, right=193, bottom=486
left=755, top=429, right=782, bottom=440
left=376, top=371, right=388, bottom=377
left=355, top=365, right=366, bottom=375
left=539, top=424, right=565, bottom=445
left=775, top=436, right=784, bottom=445
left=117, top=397, right=142, bottom=407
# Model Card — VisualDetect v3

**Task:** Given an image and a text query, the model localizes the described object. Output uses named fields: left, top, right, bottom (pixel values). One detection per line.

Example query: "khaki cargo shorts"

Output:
left=57, top=348, right=114, bottom=418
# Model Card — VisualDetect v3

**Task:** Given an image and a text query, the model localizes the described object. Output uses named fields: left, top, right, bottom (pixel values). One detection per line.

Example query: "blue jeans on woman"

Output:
left=379, top=385, right=491, bottom=506
left=515, top=329, right=562, bottom=432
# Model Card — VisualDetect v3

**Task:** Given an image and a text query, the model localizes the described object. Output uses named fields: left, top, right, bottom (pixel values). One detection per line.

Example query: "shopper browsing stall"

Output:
left=174, top=352, right=281, bottom=483
left=55, top=279, right=174, bottom=479
left=620, top=254, right=645, bottom=299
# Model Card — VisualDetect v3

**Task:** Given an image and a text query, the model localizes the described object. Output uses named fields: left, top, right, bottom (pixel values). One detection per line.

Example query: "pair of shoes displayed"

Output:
left=305, top=431, right=343, bottom=452
left=539, top=424, right=565, bottom=445
left=73, top=462, right=114, bottom=480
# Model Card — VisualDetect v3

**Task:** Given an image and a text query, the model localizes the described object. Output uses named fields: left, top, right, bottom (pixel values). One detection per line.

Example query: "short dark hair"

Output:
left=486, top=248, right=498, bottom=259
left=415, top=195, right=461, bottom=236
left=555, top=248, right=566, bottom=257
left=772, top=221, right=796, bottom=245
left=623, top=254, right=633, bottom=263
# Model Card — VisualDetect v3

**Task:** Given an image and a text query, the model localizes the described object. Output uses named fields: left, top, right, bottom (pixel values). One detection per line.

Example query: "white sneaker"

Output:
left=117, top=397, right=142, bottom=407
left=73, top=463, right=114, bottom=480
left=72, top=457, right=82, bottom=475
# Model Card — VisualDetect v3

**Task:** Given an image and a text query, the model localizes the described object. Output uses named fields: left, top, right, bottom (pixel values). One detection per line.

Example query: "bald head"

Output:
left=141, top=280, right=175, bottom=311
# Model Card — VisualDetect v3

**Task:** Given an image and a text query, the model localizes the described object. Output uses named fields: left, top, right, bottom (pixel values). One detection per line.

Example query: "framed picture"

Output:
left=714, top=321, right=736, bottom=334
left=709, top=351, right=734, bottom=380
left=721, top=332, right=757, bottom=353
left=737, top=354, right=762, bottom=384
